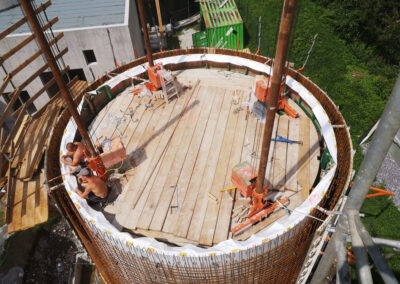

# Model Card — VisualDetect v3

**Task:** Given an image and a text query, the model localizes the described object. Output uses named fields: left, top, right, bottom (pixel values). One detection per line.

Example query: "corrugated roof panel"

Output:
left=200, top=0, right=242, bottom=28
left=0, top=0, right=126, bottom=35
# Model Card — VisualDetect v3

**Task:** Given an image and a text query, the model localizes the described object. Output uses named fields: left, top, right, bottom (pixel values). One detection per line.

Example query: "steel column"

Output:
left=256, top=0, right=298, bottom=194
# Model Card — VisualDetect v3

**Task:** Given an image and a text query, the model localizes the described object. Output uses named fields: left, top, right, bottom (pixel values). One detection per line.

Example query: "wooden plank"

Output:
left=110, top=95, right=142, bottom=139
left=265, top=115, right=279, bottom=185
left=115, top=98, right=179, bottom=228
left=271, top=116, right=289, bottom=191
left=161, top=87, right=214, bottom=234
left=213, top=91, right=248, bottom=244
left=88, top=96, right=120, bottom=142
left=147, top=85, right=203, bottom=232
left=186, top=91, right=234, bottom=243
left=171, top=86, right=218, bottom=238
left=136, top=91, right=205, bottom=230
left=0, top=47, right=67, bottom=126
left=1, top=105, right=26, bottom=153
left=94, top=91, right=134, bottom=140
left=199, top=90, right=238, bottom=246
left=186, top=90, right=228, bottom=241
left=21, top=177, right=38, bottom=230
left=8, top=179, right=26, bottom=234
left=132, top=96, right=189, bottom=228
left=0, top=75, right=11, bottom=98
left=0, top=17, right=58, bottom=64
left=11, top=117, right=41, bottom=168
left=298, top=117, right=310, bottom=199
left=132, top=228, right=198, bottom=247
left=0, top=1, right=51, bottom=41
left=119, top=98, right=152, bottom=153
left=286, top=118, right=300, bottom=192
left=18, top=105, right=60, bottom=179
left=309, top=119, right=320, bottom=187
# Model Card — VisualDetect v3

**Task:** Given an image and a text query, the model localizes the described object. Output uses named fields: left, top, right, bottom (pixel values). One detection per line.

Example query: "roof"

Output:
left=200, top=0, right=242, bottom=29
left=0, top=0, right=126, bottom=35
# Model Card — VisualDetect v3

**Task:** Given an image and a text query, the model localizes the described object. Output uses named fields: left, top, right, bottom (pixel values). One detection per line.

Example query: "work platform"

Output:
left=89, top=69, right=320, bottom=247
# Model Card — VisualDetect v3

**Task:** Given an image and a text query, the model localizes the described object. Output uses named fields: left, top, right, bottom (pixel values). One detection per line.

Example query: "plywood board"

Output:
left=298, top=117, right=310, bottom=199
left=286, top=118, right=300, bottom=192
left=199, top=90, right=238, bottom=246
left=213, top=91, right=248, bottom=244
left=271, top=116, right=289, bottom=191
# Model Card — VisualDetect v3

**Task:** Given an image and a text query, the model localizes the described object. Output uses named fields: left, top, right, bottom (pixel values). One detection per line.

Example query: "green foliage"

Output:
left=238, top=0, right=398, bottom=172
left=313, top=0, right=400, bottom=65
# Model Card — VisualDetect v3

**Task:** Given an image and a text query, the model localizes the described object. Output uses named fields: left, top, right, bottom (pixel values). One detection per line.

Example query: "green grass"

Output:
left=237, top=0, right=400, bottom=280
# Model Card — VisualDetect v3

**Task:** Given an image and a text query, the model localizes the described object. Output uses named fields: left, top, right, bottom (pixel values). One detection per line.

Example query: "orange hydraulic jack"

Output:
left=87, top=155, right=107, bottom=181
left=232, top=195, right=289, bottom=236
left=255, top=79, right=299, bottom=118
left=231, top=162, right=290, bottom=235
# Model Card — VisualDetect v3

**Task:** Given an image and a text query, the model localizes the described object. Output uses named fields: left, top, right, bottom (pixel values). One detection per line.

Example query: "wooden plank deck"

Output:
left=91, top=70, right=321, bottom=246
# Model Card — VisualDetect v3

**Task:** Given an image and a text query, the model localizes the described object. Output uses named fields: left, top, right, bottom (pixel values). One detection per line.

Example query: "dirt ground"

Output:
left=1, top=216, right=90, bottom=283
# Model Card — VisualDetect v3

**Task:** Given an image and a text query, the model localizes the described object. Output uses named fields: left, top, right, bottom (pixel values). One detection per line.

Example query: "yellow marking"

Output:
left=67, top=190, right=71, bottom=195
left=75, top=203, right=81, bottom=209
left=105, top=230, right=111, bottom=234
left=322, top=191, right=326, bottom=197
left=147, top=248, right=154, bottom=252
left=126, top=241, right=133, bottom=245
left=209, top=253, right=216, bottom=256
left=334, top=144, right=337, bottom=149
left=262, top=238, right=269, bottom=243
left=90, top=219, right=95, bottom=223
left=232, top=249, right=238, bottom=252
left=287, top=226, right=292, bottom=231
left=179, top=252, right=187, bottom=256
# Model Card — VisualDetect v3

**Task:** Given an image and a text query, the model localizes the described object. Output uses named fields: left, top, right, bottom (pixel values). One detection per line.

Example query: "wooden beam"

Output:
left=12, top=65, right=69, bottom=117
left=0, top=17, right=58, bottom=65
left=0, top=1, right=51, bottom=41
left=0, top=75, right=11, bottom=97
left=33, top=75, right=78, bottom=115
left=1, top=105, right=26, bottom=153
left=0, top=47, right=67, bottom=126
left=9, top=32, right=64, bottom=78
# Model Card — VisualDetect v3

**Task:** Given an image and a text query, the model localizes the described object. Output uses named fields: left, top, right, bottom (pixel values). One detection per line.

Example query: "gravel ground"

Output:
left=362, top=143, right=400, bottom=209
left=23, top=217, right=87, bottom=284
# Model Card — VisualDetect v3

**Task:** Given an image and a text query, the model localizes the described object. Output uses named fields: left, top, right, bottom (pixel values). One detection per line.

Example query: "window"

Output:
left=83, top=50, right=97, bottom=64
left=68, top=68, right=87, bottom=81
left=2, top=90, right=37, bottom=115
left=40, top=71, right=70, bottom=98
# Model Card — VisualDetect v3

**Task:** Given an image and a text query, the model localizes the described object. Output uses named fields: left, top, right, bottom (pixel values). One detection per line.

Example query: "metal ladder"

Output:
left=160, top=71, right=179, bottom=104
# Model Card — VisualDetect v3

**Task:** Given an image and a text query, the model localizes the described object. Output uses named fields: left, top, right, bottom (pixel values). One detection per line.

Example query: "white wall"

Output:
left=0, top=23, right=145, bottom=117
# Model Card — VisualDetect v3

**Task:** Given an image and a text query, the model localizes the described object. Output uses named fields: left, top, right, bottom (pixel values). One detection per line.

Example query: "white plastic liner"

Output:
left=60, top=54, right=337, bottom=257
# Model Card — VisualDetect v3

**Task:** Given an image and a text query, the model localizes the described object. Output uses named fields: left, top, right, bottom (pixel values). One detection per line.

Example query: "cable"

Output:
left=104, top=159, right=124, bottom=175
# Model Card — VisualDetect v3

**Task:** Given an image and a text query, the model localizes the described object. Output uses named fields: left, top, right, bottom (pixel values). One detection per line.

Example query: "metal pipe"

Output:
left=355, top=216, right=398, bottom=284
left=19, top=0, right=97, bottom=157
left=312, top=73, right=400, bottom=283
left=255, top=0, right=298, bottom=194
left=373, top=238, right=400, bottom=250
left=348, top=212, right=373, bottom=284
left=335, top=233, right=351, bottom=284
left=137, top=0, right=154, bottom=67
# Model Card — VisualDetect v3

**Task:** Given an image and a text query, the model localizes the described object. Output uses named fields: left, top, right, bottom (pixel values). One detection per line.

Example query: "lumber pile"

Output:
left=1, top=104, right=62, bottom=233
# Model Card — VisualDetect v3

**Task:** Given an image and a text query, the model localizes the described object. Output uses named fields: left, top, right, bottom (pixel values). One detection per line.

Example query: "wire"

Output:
left=104, top=159, right=124, bottom=175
